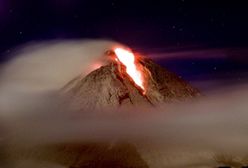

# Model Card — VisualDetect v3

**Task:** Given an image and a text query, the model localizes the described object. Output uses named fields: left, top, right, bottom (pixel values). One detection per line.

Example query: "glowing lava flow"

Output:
left=114, top=48, right=145, bottom=93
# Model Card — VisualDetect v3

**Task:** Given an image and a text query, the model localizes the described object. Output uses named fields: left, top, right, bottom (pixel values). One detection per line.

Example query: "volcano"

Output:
left=62, top=48, right=200, bottom=110
left=55, top=49, right=200, bottom=168
left=6, top=48, right=201, bottom=168
left=52, top=48, right=201, bottom=168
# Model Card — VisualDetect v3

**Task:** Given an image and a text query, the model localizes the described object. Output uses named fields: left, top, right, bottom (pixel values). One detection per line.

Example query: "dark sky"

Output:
left=1, top=0, right=247, bottom=52
left=0, top=0, right=248, bottom=90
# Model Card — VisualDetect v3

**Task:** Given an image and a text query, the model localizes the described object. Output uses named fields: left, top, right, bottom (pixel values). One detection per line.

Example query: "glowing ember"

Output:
left=114, top=48, right=145, bottom=93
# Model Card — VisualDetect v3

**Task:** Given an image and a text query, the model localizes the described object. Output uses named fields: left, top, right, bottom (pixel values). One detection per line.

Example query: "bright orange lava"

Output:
left=114, top=48, right=145, bottom=93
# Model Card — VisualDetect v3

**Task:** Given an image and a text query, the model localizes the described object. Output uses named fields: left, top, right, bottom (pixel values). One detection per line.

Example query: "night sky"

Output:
left=1, top=0, right=248, bottom=90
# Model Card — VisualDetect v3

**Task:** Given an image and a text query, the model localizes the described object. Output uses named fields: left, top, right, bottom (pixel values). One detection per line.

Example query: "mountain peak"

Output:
left=62, top=55, right=200, bottom=110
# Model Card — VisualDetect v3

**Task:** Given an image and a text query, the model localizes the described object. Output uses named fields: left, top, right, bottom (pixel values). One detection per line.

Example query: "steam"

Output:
left=0, top=39, right=126, bottom=94
left=1, top=39, right=248, bottom=168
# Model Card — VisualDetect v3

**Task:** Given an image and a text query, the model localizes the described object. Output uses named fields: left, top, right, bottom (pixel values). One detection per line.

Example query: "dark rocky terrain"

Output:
left=62, top=57, right=200, bottom=111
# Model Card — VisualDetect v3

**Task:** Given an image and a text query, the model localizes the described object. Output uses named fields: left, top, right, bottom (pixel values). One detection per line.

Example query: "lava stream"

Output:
left=114, top=48, right=145, bottom=93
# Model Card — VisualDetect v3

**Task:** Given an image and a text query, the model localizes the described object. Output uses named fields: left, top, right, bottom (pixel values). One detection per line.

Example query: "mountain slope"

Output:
left=62, top=57, right=200, bottom=110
